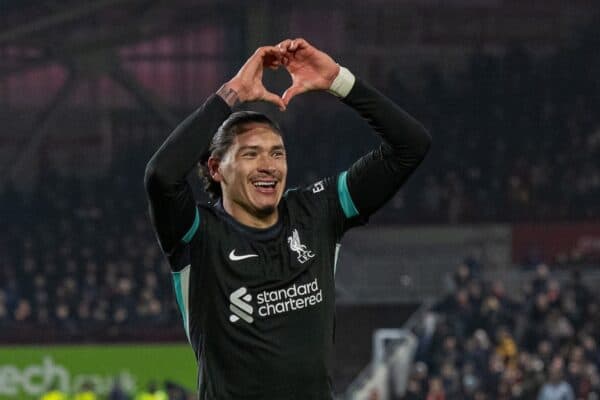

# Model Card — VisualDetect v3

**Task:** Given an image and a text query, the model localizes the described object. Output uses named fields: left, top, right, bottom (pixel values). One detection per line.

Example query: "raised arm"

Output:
left=144, top=46, right=286, bottom=257
left=341, top=77, right=431, bottom=216
left=278, top=38, right=431, bottom=217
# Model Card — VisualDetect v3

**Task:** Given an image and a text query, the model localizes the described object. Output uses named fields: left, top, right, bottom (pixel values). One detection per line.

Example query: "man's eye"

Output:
left=273, top=151, right=285, bottom=158
left=242, top=152, right=257, bottom=158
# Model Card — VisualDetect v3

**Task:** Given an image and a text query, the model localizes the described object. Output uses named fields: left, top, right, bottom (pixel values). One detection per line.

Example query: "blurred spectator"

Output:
left=73, top=381, right=97, bottom=400
left=108, top=378, right=130, bottom=400
left=135, top=381, right=167, bottom=400
left=537, top=360, right=575, bottom=400
left=426, top=377, right=446, bottom=400
left=39, top=384, right=68, bottom=400
left=404, top=377, right=424, bottom=400
left=165, top=381, right=189, bottom=400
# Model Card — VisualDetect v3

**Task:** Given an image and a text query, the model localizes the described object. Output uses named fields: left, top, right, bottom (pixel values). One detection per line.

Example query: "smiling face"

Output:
left=208, top=122, right=287, bottom=228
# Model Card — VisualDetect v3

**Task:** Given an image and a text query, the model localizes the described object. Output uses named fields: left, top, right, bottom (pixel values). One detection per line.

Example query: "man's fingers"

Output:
left=281, top=85, right=304, bottom=106
left=254, top=46, right=281, bottom=58
left=277, top=39, right=292, bottom=52
left=255, top=45, right=283, bottom=55
left=276, top=38, right=309, bottom=54
left=262, top=90, right=286, bottom=112
left=289, top=39, right=298, bottom=51
left=290, top=38, right=310, bottom=52
left=254, top=46, right=284, bottom=64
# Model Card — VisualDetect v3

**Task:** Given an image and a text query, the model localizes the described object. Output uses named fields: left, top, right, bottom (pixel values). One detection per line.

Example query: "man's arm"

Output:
left=342, top=77, right=431, bottom=217
left=143, top=94, right=232, bottom=256
left=144, top=46, right=286, bottom=256
left=278, top=38, right=431, bottom=218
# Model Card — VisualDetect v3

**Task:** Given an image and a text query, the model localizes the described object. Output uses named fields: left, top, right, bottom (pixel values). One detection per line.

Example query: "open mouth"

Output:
left=252, top=180, right=277, bottom=193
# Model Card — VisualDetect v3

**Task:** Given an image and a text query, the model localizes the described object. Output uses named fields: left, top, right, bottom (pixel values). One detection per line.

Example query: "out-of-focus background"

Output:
left=1, top=1, right=599, bottom=399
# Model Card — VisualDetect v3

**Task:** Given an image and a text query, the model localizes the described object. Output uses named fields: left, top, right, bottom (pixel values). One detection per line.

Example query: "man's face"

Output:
left=212, top=123, right=287, bottom=222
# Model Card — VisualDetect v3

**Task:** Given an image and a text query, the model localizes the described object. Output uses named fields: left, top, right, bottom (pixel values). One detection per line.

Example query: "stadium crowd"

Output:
left=406, top=263, right=600, bottom=400
left=0, top=151, right=180, bottom=338
left=391, top=25, right=600, bottom=224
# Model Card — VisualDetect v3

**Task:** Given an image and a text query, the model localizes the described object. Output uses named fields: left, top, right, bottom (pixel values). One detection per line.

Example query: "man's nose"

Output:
left=257, top=154, right=277, bottom=172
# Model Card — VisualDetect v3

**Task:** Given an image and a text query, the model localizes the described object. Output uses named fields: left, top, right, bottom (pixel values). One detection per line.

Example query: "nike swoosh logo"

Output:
left=229, top=250, right=259, bottom=261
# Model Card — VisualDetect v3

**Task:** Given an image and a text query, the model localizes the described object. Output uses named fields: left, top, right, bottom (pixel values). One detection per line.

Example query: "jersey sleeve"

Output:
left=341, top=78, right=431, bottom=218
left=144, top=94, right=231, bottom=270
left=295, top=76, right=430, bottom=239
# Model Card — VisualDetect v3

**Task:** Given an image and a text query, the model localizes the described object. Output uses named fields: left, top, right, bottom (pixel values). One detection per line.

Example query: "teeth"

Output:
left=254, top=181, right=276, bottom=187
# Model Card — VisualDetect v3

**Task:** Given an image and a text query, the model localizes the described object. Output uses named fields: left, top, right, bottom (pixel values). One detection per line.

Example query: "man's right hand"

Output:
left=218, top=46, right=286, bottom=111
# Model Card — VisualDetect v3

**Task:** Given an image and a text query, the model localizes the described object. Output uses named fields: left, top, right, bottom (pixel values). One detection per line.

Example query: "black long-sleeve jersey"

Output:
left=144, top=77, right=431, bottom=399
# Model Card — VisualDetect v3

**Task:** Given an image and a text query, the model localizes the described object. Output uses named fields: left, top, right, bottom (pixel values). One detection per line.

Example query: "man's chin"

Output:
left=255, top=204, right=277, bottom=218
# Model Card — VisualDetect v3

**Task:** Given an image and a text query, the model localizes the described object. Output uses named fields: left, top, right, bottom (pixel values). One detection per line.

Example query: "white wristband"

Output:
left=327, top=66, right=355, bottom=98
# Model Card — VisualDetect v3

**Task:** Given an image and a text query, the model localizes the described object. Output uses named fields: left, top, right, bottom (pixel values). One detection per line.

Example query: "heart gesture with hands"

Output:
left=220, top=39, right=340, bottom=110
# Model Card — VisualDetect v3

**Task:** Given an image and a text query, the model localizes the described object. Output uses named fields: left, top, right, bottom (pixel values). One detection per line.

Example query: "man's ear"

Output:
left=207, top=157, right=222, bottom=182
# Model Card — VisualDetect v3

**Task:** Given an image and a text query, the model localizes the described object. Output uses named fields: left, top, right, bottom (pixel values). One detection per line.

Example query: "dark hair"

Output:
left=199, top=111, right=282, bottom=200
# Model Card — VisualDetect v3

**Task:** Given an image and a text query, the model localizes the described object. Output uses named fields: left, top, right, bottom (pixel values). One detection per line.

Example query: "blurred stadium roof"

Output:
left=1, top=0, right=598, bottom=76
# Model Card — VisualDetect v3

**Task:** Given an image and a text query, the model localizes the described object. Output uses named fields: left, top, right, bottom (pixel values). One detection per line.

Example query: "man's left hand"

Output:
left=276, top=38, right=340, bottom=106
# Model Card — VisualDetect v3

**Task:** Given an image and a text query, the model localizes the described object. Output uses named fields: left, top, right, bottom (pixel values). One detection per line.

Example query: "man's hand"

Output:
left=277, top=38, right=340, bottom=106
left=219, top=46, right=286, bottom=111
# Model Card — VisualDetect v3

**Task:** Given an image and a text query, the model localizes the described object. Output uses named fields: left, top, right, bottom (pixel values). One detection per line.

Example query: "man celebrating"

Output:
left=145, top=38, right=431, bottom=399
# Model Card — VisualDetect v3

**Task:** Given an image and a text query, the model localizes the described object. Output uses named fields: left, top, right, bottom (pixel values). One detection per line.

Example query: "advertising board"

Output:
left=0, top=343, right=195, bottom=399
left=512, top=223, right=600, bottom=265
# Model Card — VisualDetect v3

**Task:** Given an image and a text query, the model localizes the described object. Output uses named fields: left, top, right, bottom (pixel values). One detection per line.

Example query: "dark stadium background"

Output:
left=1, top=1, right=599, bottom=399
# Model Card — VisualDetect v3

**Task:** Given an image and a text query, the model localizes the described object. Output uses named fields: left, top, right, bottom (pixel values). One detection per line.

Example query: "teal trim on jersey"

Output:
left=172, top=267, right=190, bottom=342
left=182, top=208, right=200, bottom=244
left=284, top=187, right=298, bottom=196
left=337, top=171, right=359, bottom=218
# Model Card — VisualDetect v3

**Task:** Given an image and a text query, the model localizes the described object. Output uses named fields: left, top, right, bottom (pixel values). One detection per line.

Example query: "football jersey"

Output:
left=169, top=172, right=364, bottom=400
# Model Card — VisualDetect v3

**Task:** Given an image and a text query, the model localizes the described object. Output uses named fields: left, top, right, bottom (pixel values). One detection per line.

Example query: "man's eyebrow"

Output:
left=237, top=145, right=260, bottom=152
left=237, top=145, right=286, bottom=152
